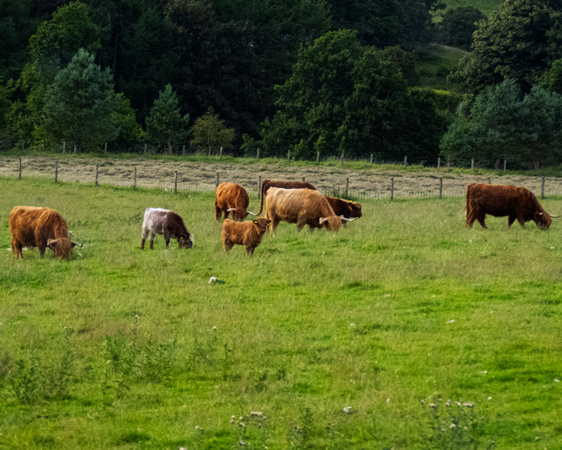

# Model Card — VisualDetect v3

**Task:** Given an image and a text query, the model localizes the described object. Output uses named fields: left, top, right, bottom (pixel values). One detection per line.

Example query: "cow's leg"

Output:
left=270, top=219, right=279, bottom=237
left=223, top=240, right=233, bottom=253
left=12, top=239, right=23, bottom=259
left=164, top=232, right=171, bottom=249
left=508, top=215, right=517, bottom=229
left=517, top=216, right=526, bottom=228
left=245, top=245, right=255, bottom=256
left=215, top=203, right=222, bottom=220
left=476, top=213, right=487, bottom=229
left=141, top=228, right=148, bottom=249
left=150, top=231, right=156, bottom=249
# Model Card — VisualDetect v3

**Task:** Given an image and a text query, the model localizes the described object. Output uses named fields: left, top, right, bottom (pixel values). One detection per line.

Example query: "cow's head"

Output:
left=178, top=233, right=194, bottom=249
left=349, top=202, right=362, bottom=218
left=227, top=208, right=258, bottom=221
left=535, top=211, right=552, bottom=230
left=47, top=238, right=81, bottom=259
left=252, top=218, right=271, bottom=234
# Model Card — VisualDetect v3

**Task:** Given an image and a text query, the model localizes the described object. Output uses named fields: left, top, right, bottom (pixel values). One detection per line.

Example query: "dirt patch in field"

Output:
left=0, top=155, right=560, bottom=198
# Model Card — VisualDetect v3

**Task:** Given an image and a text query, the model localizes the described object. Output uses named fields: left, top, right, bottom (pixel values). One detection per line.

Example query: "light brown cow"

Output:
left=257, top=179, right=316, bottom=215
left=215, top=182, right=257, bottom=221
left=221, top=218, right=271, bottom=255
left=265, top=188, right=354, bottom=235
left=466, top=183, right=558, bottom=230
left=9, top=206, right=81, bottom=259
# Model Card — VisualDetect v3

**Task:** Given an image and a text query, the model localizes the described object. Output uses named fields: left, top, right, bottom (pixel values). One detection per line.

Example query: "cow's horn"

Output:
left=72, top=241, right=83, bottom=248
left=247, top=210, right=258, bottom=216
left=319, top=217, right=329, bottom=224
left=227, top=208, right=237, bottom=211
left=550, top=214, right=560, bottom=218
left=341, top=217, right=357, bottom=222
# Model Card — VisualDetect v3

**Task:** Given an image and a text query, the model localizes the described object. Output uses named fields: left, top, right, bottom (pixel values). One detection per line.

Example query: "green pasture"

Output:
left=0, top=176, right=561, bottom=448
left=442, top=0, right=502, bottom=16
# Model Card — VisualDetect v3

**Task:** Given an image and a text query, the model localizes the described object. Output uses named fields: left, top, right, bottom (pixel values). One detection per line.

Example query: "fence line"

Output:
left=2, top=158, right=562, bottom=201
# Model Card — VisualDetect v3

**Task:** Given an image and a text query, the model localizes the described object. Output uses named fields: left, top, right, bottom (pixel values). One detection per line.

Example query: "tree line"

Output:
left=2, top=0, right=562, bottom=169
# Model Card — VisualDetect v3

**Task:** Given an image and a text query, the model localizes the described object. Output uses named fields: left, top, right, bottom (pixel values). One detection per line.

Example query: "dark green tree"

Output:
left=450, top=0, right=562, bottom=93
left=145, top=84, right=190, bottom=154
left=441, top=80, right=562, bottom=168
left=40, top=48, right=120, bottom=152
left=249, top=30, right=444, bottom=162
left=439, top=6, right=486, bottom=50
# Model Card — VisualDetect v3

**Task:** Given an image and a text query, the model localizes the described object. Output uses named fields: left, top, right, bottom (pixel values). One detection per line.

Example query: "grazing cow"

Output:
left=257, top=179, right=316, bottom=215
left=215, top=182, right=257, bottom=221
left=141, top=208, right=194, bottom=249
left=221, top=218, right=271, bottom=255
left=265, top=187, right=355, bottom=235
left=325, top=196, right=362, bottom=226
left=9, top=206, right=81, bottom=259
left=465, top=183, right=558, bottom=230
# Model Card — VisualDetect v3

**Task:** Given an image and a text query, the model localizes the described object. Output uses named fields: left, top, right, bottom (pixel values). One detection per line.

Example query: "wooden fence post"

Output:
left=144, top=143, right=147, bottom=154
left=134, top=168, right=137, bottom=191
left=340, top=150, right=344, bottom=166
left=258, top=175, right=261, bottom=199
left=216, top=172, right=220, bottom=188
left=74, top=145, right=77, bottom=154
left=437, top=157, right=440, bottom=169
left=447, top=155, right=450, bottom=168
left=504, top=160, right=507, bottom=172
left=174, top=171, right=178, bottom=194
left=18, top=157, right=22, bottom=180
left=404, top=156, right=407, bottom=167
left=439, top=177, right=443, bottom=199
left=55, top=161, right=58, bottom=184
left=302, top=177, right=306, bottom=182
left=316, top=151, right=320, bottom=164
left=62, top=141, right=66, bottom=154
left=95, top=164, right=99, bottom=187
left=182, top=145, right=186, bottom=156
left=471, top=159, right=474, bottom=170
left=104, top=142, right=107, bottom=154
left=257, top=148, right=260, bottom=159
left=488, top=177, right=491, bottom=184
left=391, top=177, right=394, bottom=202
left=219, top=147, right=223, bottom=159
left=288, top=150, right=291, bottom=162
left=345, top=178, right=349, bottom=197
left=370, top=154, right=373, bottom=164
left=541, top=176, right=545, bottom=199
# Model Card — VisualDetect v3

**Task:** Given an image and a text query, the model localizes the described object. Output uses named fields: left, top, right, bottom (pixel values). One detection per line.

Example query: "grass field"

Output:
left=1, top=176, right=562, bottom=448
left=442, top=0, right=502, bottom=16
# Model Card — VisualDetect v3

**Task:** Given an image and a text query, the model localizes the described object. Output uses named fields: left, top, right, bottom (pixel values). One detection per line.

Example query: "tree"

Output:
left=438, top=6, right=486, bottom=51
left=440, top=80, right=562, bottom=168
left=40, top=48, right=120, bottom=152
left=190, top=107, right=235, bottom=155
left=248, top=30, right=444, bottom=162
left=450, top=0, right=562, bottom=94
left=145, top=84, right=190, bottom=154
left=17, top=1, right=101, bottom=143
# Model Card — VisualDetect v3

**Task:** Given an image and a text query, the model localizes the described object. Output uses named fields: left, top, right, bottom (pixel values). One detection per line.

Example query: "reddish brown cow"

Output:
left=215, top=182, right=257, bottom=221
left=257, top=179, right=316, bottom=215
left=325, top=197, right=362, bottom=226
left=265, top=188, right=355, bottom=235
left=221, top=218, right=271, bottom=255
left=466, top=183, right=558, bottom=230
left=9, top=206, right=81, bottom=259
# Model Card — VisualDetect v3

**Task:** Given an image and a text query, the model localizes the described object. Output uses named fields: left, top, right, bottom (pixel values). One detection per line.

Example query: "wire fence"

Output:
left=2, top=156, right=562, bottom=201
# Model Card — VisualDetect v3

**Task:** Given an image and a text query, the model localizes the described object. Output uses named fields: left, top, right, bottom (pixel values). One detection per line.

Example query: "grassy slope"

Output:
left=1, top=177, right=562, bottom=448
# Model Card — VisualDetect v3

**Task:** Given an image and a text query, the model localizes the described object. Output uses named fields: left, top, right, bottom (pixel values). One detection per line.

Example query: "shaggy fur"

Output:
left=215, top=182, right=257, bottom=221
left=265, top=188, right=346, bottom=235
left=466, top=183, right=553, bottom=230
left=221, top=218, right=271, bottom=255
left=9, top=206, right=77, bottom=259
left=141, top=208, right=194, bottom=249
left=258, top=179, right=316, bottom=215
left=325, top=197, right=362, bottom=227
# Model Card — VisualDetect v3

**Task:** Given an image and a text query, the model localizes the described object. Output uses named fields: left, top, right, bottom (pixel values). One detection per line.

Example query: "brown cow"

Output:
left=265, top=188, right=355, bottom=235
left=9, top=206, right=81, bottom=259
left=215, top=182, right=257, bottom=221
left=466, top=183, right=558, bottom=230
left=258, top=179, right=316, bottom=215
left=325, top=196, right=362, bottom=227
left=221, top=218, right=271, bottom=255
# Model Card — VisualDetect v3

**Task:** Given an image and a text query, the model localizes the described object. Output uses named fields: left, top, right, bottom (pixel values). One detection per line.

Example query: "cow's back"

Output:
left=258, top=179, right=316, bottom=215
left=10, top=206, right=48, bottom=246
left=267, top=188, right=332, bottom=221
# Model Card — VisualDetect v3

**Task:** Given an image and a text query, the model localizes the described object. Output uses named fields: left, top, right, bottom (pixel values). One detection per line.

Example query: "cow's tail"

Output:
left=258, top=180, right=268, bottom=216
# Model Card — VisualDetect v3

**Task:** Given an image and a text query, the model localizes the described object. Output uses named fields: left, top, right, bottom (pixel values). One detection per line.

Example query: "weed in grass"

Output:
left=231, top=411, right=270, bottom=448
left=9, top=358, right=40, bottom=405
left=289, top=407, right=315, bottom=449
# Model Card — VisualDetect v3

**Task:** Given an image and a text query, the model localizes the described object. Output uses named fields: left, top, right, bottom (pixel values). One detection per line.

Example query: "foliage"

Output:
left=252, top=30, right=444, bottom=162
left=145, top=84, right=189, bottom=154
left=438, top=6, right=486, bottom=50
left=440, top=79, right=562, bottom=168
left=40, top=48, right=119, bottom=151
left=190, top=107, right=235, bottom=155
left=450, top=0, right=562, bottom=93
